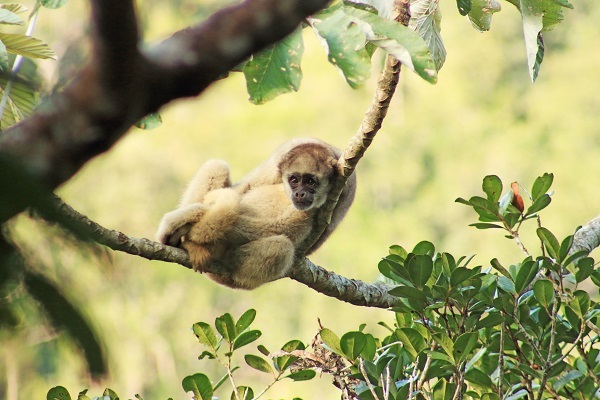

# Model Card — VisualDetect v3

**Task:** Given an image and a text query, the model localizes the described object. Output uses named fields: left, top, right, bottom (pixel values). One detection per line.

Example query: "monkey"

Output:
left=156, top=138, right=357, bottom=289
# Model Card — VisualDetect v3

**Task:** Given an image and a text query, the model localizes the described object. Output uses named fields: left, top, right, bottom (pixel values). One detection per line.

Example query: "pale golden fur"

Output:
left=156, top=138, right=356, bottom=289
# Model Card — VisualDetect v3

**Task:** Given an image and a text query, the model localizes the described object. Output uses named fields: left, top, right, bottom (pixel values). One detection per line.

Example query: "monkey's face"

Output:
left=285, top=172, right=328, bottom=210
left=279, top=143, right=338, bottom=211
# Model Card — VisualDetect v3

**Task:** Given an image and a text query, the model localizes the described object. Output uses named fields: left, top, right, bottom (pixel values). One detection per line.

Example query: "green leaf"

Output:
left=243, top=27, right=303, bottom=104
left=409, top=0, right=446, bottom=71
left=103, top=388, right=119, bottom=400
left=525, top=194, right=551, bottom=216
left=40, top=0, right=68, bottom=9
left=531, top=173, right=554, bottom=201
left=0, top=40, right=8, bottom=73
left=389, top=245, right=408, bottom=259
left=457, top=0, right=472, bottom=15
left=0, top=4, right=28, bottom=14
left=274, top=340, right=305, bottom=371
left=235, top=309, right=256, bottom=334
left=537, top=227, right=559, bottom=259
left=469, top=196, right=499, bottom=221
left=134, top=112, right=162, bottom=130
left=231, top=386, right=253, bottom=400
left=47, top=386, right=72, bottom=400
left=558, top=235, right=574, bottom=263
left=469, top=222, right=503, bottom=230
left=569, top=290, right=590, bottom=318
left=340, top=331, right=367, bottom=360
left=482, top=175, right=502, bottom=203
left=320, top=328, right=343, bottom=356
left=286, top=369, right=317, bottom=381
left=519, top=0, right=544, bottom=81
left=465, top=368, right=493, bottom=388
left=413, top=240, right=435, bottom=255
left=490, top=258, right=512, bottom=279
left=0, top=33, right=56, bottom=59
left=475, top=312, right=504, bottom=330
left=575, top=257, right=594, bottom=283
left=244, top=354, right=274, bottom=374
left=533, top=279, right=554, bottom=308
left=344, top=7, right=438, bottom=82
left=257, top=344, right=270, bottom=356
left=182, top=373, right=213, bottom=400
left=514, top=260, right=539, bottom=293
left=552, top=370, right=584, bottom=392
left=193, top=322, right=218, bottom=349
left=388, top=285, right=428, bottom=302
left=0, top=58, right=41, bottom=130
left=407, top=254, right=433, bottom=288
left=450, top=267, right=478, bottom=287
left=432, top=379, right=456, bottom=400
left=215, top=313, right=236, bottom=343
left=233, top=330, right=262, bottom=351
left=396, top=328, right=426, bottom=361
left=0, top=9, right=24, bottom=25
left=453, top=332, right=478, bottom=364
left=467, top=0, right=501, bottom=32
left=311, top=8, right=371, bottom=88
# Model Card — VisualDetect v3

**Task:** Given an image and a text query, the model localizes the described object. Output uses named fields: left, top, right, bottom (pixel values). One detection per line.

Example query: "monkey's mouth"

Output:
left=292, top=200, right=313, bottom=210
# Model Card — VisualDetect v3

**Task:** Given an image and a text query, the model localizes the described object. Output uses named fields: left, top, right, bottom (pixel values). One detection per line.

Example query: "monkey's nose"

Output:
left=295, top=191, right=306, bottom=198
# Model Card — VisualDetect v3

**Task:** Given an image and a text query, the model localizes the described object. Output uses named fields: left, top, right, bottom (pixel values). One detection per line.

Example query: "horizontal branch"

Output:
left=43, top=196, right=398, bottom=308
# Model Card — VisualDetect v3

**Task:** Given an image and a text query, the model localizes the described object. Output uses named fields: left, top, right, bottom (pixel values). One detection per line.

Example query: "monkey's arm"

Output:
left=156, top=203, right=209, bottom=246
left=179, top=159, right=232, bottom=206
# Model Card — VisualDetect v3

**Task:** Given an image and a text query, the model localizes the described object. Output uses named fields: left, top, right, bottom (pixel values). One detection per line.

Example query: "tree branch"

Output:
left=43, top=196, right=398, bottom=308
left=297, top=0, right=409, bottom=254
left=571, top=215, right=600, bottom=254
left=0, top=0, right=330, bottom=222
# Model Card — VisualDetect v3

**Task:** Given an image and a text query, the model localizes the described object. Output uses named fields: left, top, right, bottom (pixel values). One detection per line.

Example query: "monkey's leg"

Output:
left=186, top=188, right=241, bottom=244
left=180, top=160, right=232, bottom=206
left=228, top=235, right=295, bottom=290
left=156, top=203, right=209, bottom=246
left=182, top=241, right=213, bottom=272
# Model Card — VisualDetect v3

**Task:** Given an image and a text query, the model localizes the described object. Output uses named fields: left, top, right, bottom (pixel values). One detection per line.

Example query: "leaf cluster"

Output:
left=0, top=1, right=66, bottom=130
left=239, top=0, right=437, bottom=104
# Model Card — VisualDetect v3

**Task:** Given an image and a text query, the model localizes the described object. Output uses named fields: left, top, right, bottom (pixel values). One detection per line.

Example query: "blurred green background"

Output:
left=3, top=0, right=599, bottom=399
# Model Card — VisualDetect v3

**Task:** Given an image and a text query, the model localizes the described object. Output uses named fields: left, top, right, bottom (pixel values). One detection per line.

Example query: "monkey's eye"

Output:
left=288, top=175, right=299, bottom=185
left=306, top=177, right=317, bottom=187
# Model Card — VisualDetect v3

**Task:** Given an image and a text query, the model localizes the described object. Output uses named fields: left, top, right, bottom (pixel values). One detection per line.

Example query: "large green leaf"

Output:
left=409, top=0, right=445, bottom=72
left=243, top=28, right=303, bottom=104
left=467, top=0, right=501, bottom=32
left=339, top=7, right=437, bottom=82
left=0, top=33, right=56, bottom=59
left=517, top=0, right=572, bottom=82
left=311, top=8, right=371, bottom=89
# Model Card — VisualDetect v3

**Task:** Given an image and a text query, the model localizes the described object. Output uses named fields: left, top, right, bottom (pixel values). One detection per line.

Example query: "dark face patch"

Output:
left=279, top=143, right=338, bottom=210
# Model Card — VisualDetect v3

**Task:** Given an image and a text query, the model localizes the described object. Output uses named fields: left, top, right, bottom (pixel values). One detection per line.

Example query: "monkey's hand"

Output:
left=156, top=203, right=209, bottom=247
